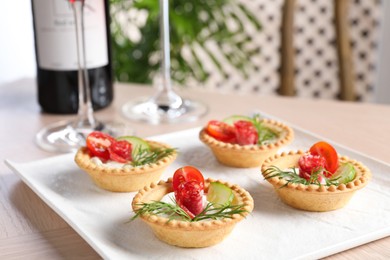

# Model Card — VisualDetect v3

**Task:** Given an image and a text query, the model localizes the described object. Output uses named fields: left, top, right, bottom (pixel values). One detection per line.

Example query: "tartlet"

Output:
left=199, top=118, right=294, bottom=168
left=132, top=178, right=254, bottom=248
left=75, top=140, right=177, bottom=192
left=261, top=150, right=371, bottom=212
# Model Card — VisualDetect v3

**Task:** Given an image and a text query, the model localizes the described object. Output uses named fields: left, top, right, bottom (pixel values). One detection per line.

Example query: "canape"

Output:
left=261, top=141, right=371, bottom=211
left=131, top=166, right=254, bottom=247
left=199, top=115, right=294, bottom=168
left=75, top=131, right=177, bottom=192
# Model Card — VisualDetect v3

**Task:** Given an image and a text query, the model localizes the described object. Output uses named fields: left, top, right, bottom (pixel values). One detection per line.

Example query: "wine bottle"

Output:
left=31, top=0, right=113, bottom=114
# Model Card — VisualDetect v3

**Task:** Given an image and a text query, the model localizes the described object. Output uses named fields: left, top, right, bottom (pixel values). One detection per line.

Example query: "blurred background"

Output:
left=1, top=0, right=389, bottom=103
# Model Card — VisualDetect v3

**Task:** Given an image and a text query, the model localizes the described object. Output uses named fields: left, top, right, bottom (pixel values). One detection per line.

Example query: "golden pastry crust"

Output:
left=199, top=119, right=294, bottom=168
left=132, top=178, right=254, bottom=248
left=261, top=150, right=371, bottom=212
left=74, top=140, right=177, bottom=192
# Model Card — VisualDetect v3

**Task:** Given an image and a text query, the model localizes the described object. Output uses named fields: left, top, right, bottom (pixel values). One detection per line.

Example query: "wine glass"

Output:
left=36, top=0, right=132, bottom=153
left=121, top=0, right=208, bottom=124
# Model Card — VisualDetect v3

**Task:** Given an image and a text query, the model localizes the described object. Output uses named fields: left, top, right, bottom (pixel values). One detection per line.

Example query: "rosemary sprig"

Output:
left=131, top=200, right=192, bottom=222
left=131, top=199, right=248, bottom=222
left=129, top=146, right=176, bottom=167
left=263, top=166, right=306, bottom=187
left=192, top=202, right=248, bottom=222
left=263, top=165, right=339, bottom=187
left=251, top=114, right=279, bottom=145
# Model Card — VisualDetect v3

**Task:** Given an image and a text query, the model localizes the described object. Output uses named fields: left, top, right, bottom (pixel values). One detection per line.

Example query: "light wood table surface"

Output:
left=1, top=78, right=389, bottom=259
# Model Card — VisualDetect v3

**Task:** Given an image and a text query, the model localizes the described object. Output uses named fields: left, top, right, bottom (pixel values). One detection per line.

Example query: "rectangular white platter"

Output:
left=5, top=124, right=390, bottom=260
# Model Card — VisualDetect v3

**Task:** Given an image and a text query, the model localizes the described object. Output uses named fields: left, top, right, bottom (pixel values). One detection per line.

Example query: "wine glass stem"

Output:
left=160, top=0, right=172, bottom=94
left=72, top=0, right=97, bottom=129
left=152, top=0, right=183, bottom=109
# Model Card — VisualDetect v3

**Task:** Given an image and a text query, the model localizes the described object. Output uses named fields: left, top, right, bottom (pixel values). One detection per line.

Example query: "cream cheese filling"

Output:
left=90, top=157, right=130, bottom=169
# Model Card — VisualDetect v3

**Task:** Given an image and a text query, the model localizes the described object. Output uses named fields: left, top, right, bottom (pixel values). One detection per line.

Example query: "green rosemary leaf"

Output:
left=129, top=147, right=177, bottom=167
left=131, top=200, right=192, bottom=222
left=131, top=200, right=248, bottom=222
left=263, top=165, right=306, bottom=185
left=192, top=203, right=248, bottom=222
left=251, top=114, right=279, bottom=145
left=263, top=165, right=340, bottom=187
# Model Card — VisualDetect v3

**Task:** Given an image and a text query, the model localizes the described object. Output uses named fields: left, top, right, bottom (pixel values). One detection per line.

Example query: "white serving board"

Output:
left=5, top=126, right=390, bottom=260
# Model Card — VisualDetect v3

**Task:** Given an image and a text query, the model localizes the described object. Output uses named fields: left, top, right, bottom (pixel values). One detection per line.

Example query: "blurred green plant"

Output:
left=110, top=0, right=261, bottom=85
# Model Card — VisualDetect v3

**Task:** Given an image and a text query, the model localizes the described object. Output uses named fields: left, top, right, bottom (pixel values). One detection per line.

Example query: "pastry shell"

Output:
left=199, top=119, right=294, bottom=168
left=132, top=178, right=254, bottom=248
left=261, top=150, right=371, bottom=212
left=74, top=140, right=177, bottom=192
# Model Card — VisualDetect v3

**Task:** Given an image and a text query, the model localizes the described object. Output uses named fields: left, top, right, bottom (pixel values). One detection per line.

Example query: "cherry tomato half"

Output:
left=108, top=140, right=132, bottom=163
left=86, top=131, right=116, bottom=160
left=309, top=141, right=339, bottom=175
left=172, top=166, right=205, bottom=191
left=206, top=120, right=237, bottom=143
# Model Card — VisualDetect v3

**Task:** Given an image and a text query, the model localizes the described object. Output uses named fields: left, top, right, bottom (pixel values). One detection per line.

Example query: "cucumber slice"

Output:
left=331, top=163, right=356, bottom=184
left=116, top=136, right=150, bottom=156
left=222, top=115, right=252, bottom=125
left=207, top=182, right=234, bottom=205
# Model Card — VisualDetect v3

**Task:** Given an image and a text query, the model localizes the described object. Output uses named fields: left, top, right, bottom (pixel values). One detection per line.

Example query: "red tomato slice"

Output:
left=309, top=141, right=339, bottom=175
left=86, top=131, right=116, bottom=161
left=108, top=140, right=132, bottom=163
left=172, top=166, right=205, bottom=191
left=234, top=120, right=258, bottom=145
left=206, top=120, right=237, bottom=143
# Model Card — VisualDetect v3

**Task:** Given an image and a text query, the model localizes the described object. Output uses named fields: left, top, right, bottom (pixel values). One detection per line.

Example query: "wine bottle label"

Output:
left=32, top=0, right=108, bottom=70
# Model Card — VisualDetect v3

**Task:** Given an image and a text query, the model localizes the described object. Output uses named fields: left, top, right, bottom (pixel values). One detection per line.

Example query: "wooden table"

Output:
left=1, top=78, right=389, bottom=259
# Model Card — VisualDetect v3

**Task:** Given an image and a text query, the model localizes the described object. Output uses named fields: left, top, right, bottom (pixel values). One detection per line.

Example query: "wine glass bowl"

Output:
left=36, top=121, right=84, bottom=153
left=36, top=118, right=132, bottom=153
left=122, top=91, right=208, bottom=124
left=121, top=0, right=208, bottom=124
